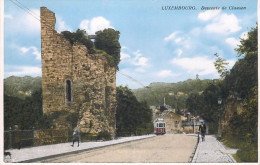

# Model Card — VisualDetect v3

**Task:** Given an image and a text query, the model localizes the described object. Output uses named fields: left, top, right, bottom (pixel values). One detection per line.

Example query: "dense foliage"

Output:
left=95, top=28, right=121, bottom=69
left=133, top=79, right=212, bottom=110
left=186, top=82, right=222, bottom=133
left=214, top=53, right=229, bottom=80
left=4, top=87, right=52, bottom=130
left=116, top=86, right=153, bottom=136
left=61, top=28, right=121, bottom=69
left=221, top=25, right=258, bottom=162
left=185, top=24, right=258, bottom=162
left=4, top=76, right=42, bottom=99
left=61, top=29, right=95, bottom=53
left=4, top=77, right=153, bottom=138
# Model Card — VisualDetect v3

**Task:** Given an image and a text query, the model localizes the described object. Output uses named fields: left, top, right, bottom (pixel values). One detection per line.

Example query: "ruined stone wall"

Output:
left=222, top=96, right=244, bottom=129
left=40, top=7, right=116, bottom=136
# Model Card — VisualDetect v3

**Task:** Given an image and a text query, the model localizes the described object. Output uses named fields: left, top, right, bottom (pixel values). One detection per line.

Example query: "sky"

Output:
left=3, top=0, right=258, bottom=89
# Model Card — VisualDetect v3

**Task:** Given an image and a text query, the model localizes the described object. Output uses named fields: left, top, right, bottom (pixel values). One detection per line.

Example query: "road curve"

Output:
left=40, top=134, right=197, bottom=163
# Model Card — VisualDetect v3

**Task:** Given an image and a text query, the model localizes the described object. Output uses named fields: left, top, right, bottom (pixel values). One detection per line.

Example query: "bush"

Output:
left=80, top=133, right=97, bottom=141
left=236, top=143, right=258, bottom=162
left=96, top=131, right=112, bottom=141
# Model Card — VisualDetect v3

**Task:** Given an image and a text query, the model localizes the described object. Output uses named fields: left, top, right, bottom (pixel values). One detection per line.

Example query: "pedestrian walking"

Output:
left=199, top=122, right=206, bottom=142
left=71, top=127, right=80, bottom=147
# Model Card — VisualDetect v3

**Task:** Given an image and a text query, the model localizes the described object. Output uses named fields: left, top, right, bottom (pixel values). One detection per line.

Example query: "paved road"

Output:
left=4, top=135, right=155, bottom=163
left=36, top=134, right=197, bottom=163
left=192, top=135, right=237, bottom=163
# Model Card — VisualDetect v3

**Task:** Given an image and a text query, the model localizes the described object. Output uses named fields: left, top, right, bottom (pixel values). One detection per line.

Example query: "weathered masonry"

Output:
left=40, top=7, right=116, bottom=136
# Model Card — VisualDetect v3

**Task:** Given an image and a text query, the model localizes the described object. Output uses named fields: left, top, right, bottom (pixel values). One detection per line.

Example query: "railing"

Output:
left=4, top=128, right=73, bottom=150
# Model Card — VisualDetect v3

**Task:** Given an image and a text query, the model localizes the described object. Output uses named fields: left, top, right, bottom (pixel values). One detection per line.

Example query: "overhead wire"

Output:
left=8, top=0, right=149, bottom=90
left=8, top=0, right=59, bottom=34
left=117, top=71, right=148, bottom=88
left=9, top=0, right=40, bottom=22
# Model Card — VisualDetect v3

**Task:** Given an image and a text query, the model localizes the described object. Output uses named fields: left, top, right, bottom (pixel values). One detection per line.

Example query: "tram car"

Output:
left=154, top=119, right=166, bottom=135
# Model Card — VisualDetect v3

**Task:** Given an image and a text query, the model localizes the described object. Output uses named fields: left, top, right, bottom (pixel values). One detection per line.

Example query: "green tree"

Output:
left=4, top=88, right=52, bottom=130
left=95, top=28, right=121, bottom=69
left=214, top=53, right=229, bottom=80
left=186, top=83, right=221, bottom=133
left=220, top=24, right=258, bottom=162
left=116, top=86, right=153, bottom=136
left=61, top=29, right=95, bottom=53
left=61, top=28, right=121, bottom=68
left=196, top=74, right=200, bottom=80
left=235, top=24, right=258, bottom=57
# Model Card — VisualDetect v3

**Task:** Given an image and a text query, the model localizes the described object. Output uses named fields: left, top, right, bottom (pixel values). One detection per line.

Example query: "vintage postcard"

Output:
left=1, top=0, right=258, bottom=163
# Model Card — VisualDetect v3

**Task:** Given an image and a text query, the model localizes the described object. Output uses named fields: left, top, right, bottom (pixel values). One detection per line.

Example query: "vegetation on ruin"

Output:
left=3, top=26, right=257, bottom=159
left=61, top=28, right=121, bottom=69
left=116, top=86, right=153, bottom=136
left=61, top=29, right=95, bottom=53
left=95, top=28, right=121, bottom=69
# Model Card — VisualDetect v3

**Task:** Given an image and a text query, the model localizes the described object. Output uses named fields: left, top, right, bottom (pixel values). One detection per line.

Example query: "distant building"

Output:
left=163, top=110, right=183, bottom=133
left=168, top=92, right=174, bottom=96
left=177, top=92, right=185, bottom=96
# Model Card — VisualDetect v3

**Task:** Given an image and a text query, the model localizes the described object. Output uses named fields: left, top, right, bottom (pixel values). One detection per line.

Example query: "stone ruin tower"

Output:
left=40, top=7, right=116, bottom=137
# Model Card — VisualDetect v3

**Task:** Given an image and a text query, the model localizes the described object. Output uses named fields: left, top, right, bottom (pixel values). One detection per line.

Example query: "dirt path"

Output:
left=40, top=134, right=197, bottom=163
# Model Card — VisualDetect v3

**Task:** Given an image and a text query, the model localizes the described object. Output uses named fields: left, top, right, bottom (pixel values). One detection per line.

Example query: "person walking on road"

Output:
left=72, top=127, right=80, bottom=147
left=199, top=122, right=206, bottom=142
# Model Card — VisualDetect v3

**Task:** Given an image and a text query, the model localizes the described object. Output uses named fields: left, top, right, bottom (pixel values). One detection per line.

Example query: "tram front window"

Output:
left=159, top=123, right=164, bottom=127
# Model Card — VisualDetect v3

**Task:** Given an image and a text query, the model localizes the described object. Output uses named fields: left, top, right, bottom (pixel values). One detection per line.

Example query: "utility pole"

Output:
left=218, top=97, right=222, bottom=137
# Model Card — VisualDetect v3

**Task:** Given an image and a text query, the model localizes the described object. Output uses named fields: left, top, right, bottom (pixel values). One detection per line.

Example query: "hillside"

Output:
left=4, top=76, right=42, bottom=99
left=4, top=76, right=212, bottom=110
left=132, top=79, right=213, bottom=109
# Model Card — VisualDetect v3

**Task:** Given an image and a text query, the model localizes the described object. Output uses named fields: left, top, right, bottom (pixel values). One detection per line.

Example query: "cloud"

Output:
left=5, top=65, right=42, bottom=77
left=133, top=50, right=149, bottom=67
left=79, top=17, right=113, bottom=34
left=190, top=28, right=201, bottom=37
left=5, top=9, right=40, bottom=35
left=157, top=70, right=177, bottom=78
left=198, top=10, right=221, bottom=21
left=135, top=57, right=149, bottom=67
left=175, top=37, right=182, bottom=43
left=164, top=32, right=180, bottom=41
left=171, top=56, right=216, bottom=76
left=176, top=49, right=183, bottom=57
left=226, top=59, right=236, bottom=69
left=119, top=49, right=150, bottom=73
left=20, top=46, right=41, bottom=60
left=204, top=13, right=241, bottom=35
left=56, top=16, right=72, bottom=32
left=225, top=38, right=240, bottom=49
left=4, top=14, right=13, bottom=19
left=240, top=31, right=248, bottom=40
left=164, top=31, right=191, bottom=49
left=121, top=46, right=128, bottom=50
left=120, top=52, right=130, bottom=60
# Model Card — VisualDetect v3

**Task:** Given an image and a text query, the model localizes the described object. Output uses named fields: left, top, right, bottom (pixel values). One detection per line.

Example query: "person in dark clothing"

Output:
left=199, top=122, right=206, bottom=141
left=71, top=127, right=80, bottom=147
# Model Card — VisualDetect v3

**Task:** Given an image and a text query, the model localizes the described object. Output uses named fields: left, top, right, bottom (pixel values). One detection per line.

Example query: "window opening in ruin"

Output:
left=85, top=93, right=90, bottom=102
left=66, top=80, right=72, bottom=104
